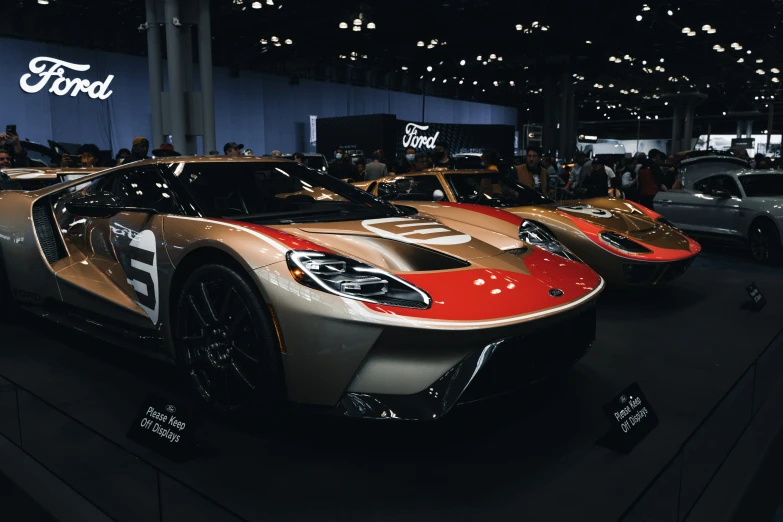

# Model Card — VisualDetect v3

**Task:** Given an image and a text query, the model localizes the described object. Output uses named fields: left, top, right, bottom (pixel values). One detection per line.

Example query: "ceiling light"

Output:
left=532, top=21, right=539, bottom=27
left=756, top=58, right=764, bottom=63
left=274, top=42, right=281, bottom=47
left=713, top=45, right=721, bottom=50
left=716, top=48, right=724, bottom=53
left=731, top=42, right=739, bottom=48
left=624, top=54, right=632, bottom=60
left=459, top=59, right=466, bottom=66
left=498, top=56, right=503, bottom=61
left=609, top=56, right=616, bottom=62
left=489, top=54, right=497, bottom=59
left=708, top=28, right=716, bottom=34
left=353, top=18, right=362, bottom=25
left=477, top=55, right=482, bottom=60
left=339, top=22, right=348, bottom=29
left=702, top=24, right=711, bottom=31
left=427, top=66, right=432, bottom=71
left=417, top=41, right=424, bottom=46
left=665, top=101, right=669, bottom=105
left=473, top=81, right=478, bottom=85
left=352, top=26, right=361, bottom=32
left=688, top=31, right=696, bottom=36
left=748, top=50, right=752, bottom=54
left=443, top=79, right=447, bottom=83
left=609, top=84, right=614, bottom=87
left=482, top=61, right=487, bottom=65
left=586, top=40, right=592, bottom=44
left=284, top=39, right=292, bottom=45
left=660, top=58, right=665, bottom=63
left=682, top=27, right=691, bottom=33
left=459, top=80, right=464, bottom=84
left=271, top=36, right=278, bottom=42
left=510, top=81, right=515, bottom=86
left=642, top=4, right=650, bottom=11
left=757, top=69, right=766, bottom=74
left=266, top=0, right=273, bottom=4
left=260, top=38, right=267, bottom=44
left=773, top=77, right=780, bottom=83
left=541, top=26, right=549, bottom=31
left=367, top=22, right=376, bottom=29
left=431, top=39, right=438, bottom=44
left=771, top=68, right=780, bottom=73
left=738, top=58, right=744, bottom=63
left=516, top=24, right=523, bottom=30
left=667, top=9, right=673, bottom=15
left=401, top=66, right=408, bottom=70
left=361, top=54, right=367, bottom=58
left=252, top=1, right=262, bottom=8
left=636, top=15, right=643, bottom=21
left=735, top=45, right=743, bottom=50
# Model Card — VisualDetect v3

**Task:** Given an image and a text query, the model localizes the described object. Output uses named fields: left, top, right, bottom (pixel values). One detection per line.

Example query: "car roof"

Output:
left=681, top=155, right=749, bottom=167
left=125, top=156, right=298, bottom=167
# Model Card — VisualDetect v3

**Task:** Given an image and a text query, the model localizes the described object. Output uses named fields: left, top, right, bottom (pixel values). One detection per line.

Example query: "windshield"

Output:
left=739, top=174, right=783, bottom=197
left=173, top=161, right=412, bottom=224
left=446, top=173, right=553, bottom=207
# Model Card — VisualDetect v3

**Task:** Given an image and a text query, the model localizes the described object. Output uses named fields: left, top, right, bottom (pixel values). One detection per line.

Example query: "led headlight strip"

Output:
left=287, top=251, right=432, bottom=309
left=518, top=220, right=583, bottom=263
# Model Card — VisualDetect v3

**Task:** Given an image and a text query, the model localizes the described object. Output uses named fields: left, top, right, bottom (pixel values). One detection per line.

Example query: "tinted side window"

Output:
left=108, top=167, right=177, bottom=213
left=392, top=176, right=445, bottom=201
left=710, top=175, right=741, bottom=197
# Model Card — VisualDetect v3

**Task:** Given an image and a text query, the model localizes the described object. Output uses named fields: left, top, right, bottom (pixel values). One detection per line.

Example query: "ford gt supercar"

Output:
left=356, top=169, right=702, bottom=286
left=0, top=157, right=603, bottom=420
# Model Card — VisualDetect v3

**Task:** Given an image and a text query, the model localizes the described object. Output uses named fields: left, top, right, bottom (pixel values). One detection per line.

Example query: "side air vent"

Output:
left=504, top=248, right=528, bottom=256
left=32, top=200, right=67, bottom=263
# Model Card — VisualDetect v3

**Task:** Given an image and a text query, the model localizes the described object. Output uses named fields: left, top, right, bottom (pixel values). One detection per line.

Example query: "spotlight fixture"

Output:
left=667, top=10, right=673, bottom=15
left=708, top=28, right=716, bottom=34
left=477, top=55, right=482, bottom=60
left=401, top=66, right=408, bottom=70
left=688, top=31, right=696, bottom=36
left=757, top=69, right=766, bottom=74
left=417, top=41, right=424, bottom=47
left=738, top=58, right=744, bottom=63
left=636, top=15, right=643, bottom=21
left=516, top=24, right=523, bottom=30
left=260, top=38, right=267, bottom=44
left=473, top=80, right=478, bottom=85
left=586, top=40, right=592, bottom=44
left=38, top=0, right=50, bottom=3
left=459, top=80, right=464, bottom=85
left=609, top=56, right=616, bottom=62
left=498, top=56, right=503, bottom=61
left=284, top=39, right=292, bottom=44
left=682, top=27, right=691, bottom=33
left=773, top=77, right=780, bottom=83
left=271, top=36, right=279, bottom=42
left=352, top=25, right=361, bottom=32
left=510, top=81, right=515, bottom=86
left=353, top=18, right=362, bottom=26
left=367, top=22, right=376, bottom=29
left=443, top=79, right=447, bottom=83
left=490, top=53, right=497, bottom=59
left=748, top=50, right=752, bottom=54
left=723, top=111, right=727, bottom=115
left=757, top=58, right=764, bottom=63
left=731, top=42, right=740, bottom=48
left=427, top=66, right=432, bottom=71
left=702, top=24, right=711, bottom=31
left=772, top=68, right=780, bottom=74
left=266, top=0, right=273, bottom=4
left=642, top=4, right=650, bottom=11
left=460, top=60, right=466, bottom=66
left=660, top=58, right=665, bottom=63
left=252, top=1, right=261, bottom=8
left=339, top=22, right=348, bottom=29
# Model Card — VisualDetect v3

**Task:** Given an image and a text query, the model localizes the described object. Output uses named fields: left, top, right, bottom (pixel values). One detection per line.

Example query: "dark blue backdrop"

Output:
left=2, top=37, right=517, bottom=156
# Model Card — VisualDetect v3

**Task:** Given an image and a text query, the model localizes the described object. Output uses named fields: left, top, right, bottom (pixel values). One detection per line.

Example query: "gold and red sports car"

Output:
left=0, top=157, right=603, bottom=420
left=356, top=169, right=702, bottom=285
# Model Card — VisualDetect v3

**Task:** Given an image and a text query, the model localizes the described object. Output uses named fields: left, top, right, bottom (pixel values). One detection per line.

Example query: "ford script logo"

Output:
left=166, top=405, right=176, bottom=413
left=549, top=288, right=564, bottom=297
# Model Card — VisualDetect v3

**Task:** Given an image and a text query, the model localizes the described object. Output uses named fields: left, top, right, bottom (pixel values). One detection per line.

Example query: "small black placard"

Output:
left=127, top=394, right=197, bottom=462
left=745, top=282, right=767, bottom=311
left=597, top=382, right=659, bottom=454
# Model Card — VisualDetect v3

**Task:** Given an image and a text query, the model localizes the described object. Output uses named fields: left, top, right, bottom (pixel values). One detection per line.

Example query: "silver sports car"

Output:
left=655, top=156, right=783, bottom=263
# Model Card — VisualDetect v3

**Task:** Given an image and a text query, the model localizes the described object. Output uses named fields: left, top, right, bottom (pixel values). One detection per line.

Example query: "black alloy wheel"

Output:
left=749, top=220, right=783, bottom=264
left=175, top=264, right=284, bottom=418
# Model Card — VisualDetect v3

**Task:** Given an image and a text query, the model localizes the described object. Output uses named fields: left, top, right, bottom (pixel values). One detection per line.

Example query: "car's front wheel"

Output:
left=749, top=219, right=782, bottom=264
left=174, top=264, right=285, bottom=419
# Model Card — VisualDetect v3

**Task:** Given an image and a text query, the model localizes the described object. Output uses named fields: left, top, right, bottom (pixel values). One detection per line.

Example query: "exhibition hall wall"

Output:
left=1, top=37, right=518, bottom=155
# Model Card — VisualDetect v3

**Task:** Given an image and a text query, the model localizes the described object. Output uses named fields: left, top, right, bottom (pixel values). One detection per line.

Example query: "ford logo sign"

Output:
left=549, top=288, right=564, bottom=297
left=166, top=405, right=176, bottom=413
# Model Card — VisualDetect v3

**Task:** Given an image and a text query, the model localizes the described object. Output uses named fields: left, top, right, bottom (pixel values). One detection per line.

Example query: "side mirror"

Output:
left=66, top=192, right=122, bottom=218
left=710, top=188, right=730, bottom=199
left=377, top=182, right=399, bottom=200
left=432, top=189, right=445, bottom=201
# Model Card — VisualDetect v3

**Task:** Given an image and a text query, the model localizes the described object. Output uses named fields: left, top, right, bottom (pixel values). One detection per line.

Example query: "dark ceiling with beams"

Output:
left=2, top=0, right=783, bottom=133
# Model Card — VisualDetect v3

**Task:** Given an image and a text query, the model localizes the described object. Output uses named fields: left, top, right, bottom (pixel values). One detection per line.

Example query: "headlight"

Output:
left=286, top=251, right=431, bottom=309
left=599, top=231, right=652, bottom=253
left=518, top=220, right=583, bottom=263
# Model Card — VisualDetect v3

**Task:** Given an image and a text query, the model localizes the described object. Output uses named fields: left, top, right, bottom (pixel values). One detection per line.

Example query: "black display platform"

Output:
left=0, top=251, right=781, bottom=522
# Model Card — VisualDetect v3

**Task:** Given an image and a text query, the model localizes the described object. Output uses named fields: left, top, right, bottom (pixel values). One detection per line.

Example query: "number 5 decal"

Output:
left=126, top=230, right=160, bottom=324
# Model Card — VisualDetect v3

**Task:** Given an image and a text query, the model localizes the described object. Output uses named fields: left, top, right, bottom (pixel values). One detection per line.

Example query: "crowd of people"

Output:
left=0, top=128, right=779, bottom=214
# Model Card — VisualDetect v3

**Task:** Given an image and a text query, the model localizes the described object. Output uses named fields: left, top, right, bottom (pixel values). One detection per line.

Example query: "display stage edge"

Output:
left=0, top=253, right=782, bottom=522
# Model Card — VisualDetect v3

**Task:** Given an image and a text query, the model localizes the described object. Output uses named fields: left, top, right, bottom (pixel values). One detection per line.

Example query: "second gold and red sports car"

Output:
left=356, top=169, right=702, bottom=285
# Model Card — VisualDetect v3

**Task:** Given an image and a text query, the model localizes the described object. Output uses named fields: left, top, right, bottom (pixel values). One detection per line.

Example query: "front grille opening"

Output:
left=32, top=200, right=67, bottom=264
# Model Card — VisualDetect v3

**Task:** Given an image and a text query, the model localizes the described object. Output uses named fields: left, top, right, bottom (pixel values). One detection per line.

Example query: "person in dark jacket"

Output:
left=0, top=130, right=30, bottom=167
left=394, top=146, right=416, bottom=174
left=584, top=159, right=609, bottom=198
left=431, top=142, right=457, bottom=169
left=328, top=151, right=356, bottom=179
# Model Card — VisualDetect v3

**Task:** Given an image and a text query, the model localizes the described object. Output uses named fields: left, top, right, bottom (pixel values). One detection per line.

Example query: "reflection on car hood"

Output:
left=544, top=198, right=657, bottom=233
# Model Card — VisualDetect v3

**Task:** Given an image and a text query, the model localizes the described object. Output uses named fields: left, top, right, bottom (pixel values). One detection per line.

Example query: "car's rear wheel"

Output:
left=174, top=264, right=285, bottom=419
left=749, top=219, right=782, bottom=264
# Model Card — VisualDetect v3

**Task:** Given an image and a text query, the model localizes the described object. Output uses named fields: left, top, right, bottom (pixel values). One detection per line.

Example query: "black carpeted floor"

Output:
left=0, top=249, right=780, bottom=522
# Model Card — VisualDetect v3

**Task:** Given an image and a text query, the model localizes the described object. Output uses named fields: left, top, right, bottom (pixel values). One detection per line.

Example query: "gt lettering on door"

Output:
left=125, top=229, right=160, bottom=324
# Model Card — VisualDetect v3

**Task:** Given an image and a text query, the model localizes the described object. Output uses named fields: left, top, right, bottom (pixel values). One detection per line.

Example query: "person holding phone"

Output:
left=0, top=125, right=30, bottom=167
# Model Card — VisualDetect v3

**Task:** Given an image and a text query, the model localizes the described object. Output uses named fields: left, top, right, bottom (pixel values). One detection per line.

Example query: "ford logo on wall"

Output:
left=549, top=288, right=564, bottom=297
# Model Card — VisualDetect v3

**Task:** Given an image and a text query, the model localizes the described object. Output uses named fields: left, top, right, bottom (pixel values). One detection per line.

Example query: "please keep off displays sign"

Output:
left=598, top=382, right=659, bottom=454
left=127, top=395, right=196, bottom=462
